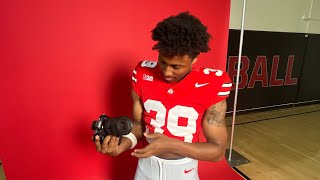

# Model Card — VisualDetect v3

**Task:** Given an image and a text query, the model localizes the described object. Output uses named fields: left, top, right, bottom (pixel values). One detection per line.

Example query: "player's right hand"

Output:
left=94, top=135, right=121, bottom=156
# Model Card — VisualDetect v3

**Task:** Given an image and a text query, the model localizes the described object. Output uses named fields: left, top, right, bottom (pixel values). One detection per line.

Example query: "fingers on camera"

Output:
left=95, top=136, right=102, bottom=151
left=102, top=135, right=112, bottom=145
left=96, top=135, right=120, bottom=154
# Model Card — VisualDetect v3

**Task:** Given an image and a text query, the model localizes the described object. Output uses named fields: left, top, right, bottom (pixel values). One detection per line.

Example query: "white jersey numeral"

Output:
left=203, top=68, right=223, bottom=76
left=141, top=60, right=157, bottom=68
left=144, top=99, right=199, bottom=142
left=144, top=100, right=166, bottom=134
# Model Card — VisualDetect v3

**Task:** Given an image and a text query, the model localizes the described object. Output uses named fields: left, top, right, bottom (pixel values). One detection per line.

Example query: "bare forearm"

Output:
left=172, top=100, right=228, bottom=161
left=96, top=90, right=144, bottom=156
left=118, top=90, right=145, bottom=153
left=173, top=100, right=228, bottom=161
left=169, top=140, right=226, bottom=162
left=119, top=121, right=143, bottom=153
left=131, top=120, right=144, bottom=140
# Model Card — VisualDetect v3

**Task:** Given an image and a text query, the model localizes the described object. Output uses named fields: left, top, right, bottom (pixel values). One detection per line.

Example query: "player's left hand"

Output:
left=131, top=132, right=176, bottom=158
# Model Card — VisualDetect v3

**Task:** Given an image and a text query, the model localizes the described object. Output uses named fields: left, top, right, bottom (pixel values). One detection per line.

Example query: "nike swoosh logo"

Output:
left=195, top=82, right=209, bottom=88
left=184, top=168, right=194, bottom=174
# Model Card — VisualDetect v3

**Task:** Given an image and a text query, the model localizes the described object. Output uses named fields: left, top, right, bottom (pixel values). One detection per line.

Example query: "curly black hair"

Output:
left=151, top=12, right=211, bottom=59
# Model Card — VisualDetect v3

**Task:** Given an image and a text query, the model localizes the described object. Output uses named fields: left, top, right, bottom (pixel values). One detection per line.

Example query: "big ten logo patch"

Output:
left=143, top=74, right=153, bottom=82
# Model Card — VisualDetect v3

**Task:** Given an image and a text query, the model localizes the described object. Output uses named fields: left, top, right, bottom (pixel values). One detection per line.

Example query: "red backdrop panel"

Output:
left=0, top=0, right=233, bottom=179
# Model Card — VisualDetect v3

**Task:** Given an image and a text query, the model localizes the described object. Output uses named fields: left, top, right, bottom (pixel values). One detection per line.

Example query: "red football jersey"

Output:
left=132, top=60, right=231, bottom=143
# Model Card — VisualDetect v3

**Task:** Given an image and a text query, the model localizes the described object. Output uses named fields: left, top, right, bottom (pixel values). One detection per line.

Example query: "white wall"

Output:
left=229, top=0, right=320, bottom=34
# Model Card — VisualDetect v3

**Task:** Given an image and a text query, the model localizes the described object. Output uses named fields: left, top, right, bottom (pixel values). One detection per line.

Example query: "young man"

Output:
left=95, top=12, right=232, bottom=180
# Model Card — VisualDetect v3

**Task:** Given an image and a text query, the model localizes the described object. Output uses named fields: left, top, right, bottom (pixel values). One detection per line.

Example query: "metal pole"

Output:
left=228, top=0, right=247, bottom=162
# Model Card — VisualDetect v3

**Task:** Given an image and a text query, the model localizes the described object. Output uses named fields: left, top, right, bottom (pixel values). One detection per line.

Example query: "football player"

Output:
left=95, top=12, right=232, bottom=180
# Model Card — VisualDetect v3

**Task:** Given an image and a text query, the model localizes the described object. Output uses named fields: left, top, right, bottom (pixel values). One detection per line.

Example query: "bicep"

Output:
left=131, top=90, right=143, bottom=122
left=202, top=100, right=228, bottom=146
left=131, top=90, right=144, bottom=138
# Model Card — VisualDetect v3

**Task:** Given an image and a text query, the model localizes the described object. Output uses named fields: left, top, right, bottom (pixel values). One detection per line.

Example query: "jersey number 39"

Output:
left=144, top=99, right=199, bottom=142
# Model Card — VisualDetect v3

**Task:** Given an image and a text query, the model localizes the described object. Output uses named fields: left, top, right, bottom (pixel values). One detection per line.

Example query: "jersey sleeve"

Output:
left=131, top=61, right=143, bottom=97
left=131, top=60, right=158, bottom=97
left=204, top=72, right=232, bottom=109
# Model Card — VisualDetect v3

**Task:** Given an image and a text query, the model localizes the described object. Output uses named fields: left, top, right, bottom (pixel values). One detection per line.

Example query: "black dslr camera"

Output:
left=91, top=114, right=133, bottom=144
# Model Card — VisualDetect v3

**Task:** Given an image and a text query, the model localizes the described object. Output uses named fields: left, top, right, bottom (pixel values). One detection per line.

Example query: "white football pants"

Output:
left=134, top=156, right=199, bottom=180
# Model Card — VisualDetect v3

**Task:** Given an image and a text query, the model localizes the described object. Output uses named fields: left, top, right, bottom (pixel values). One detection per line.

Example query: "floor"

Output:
left=226, top=104, right=320, bottom=180
left=1, top=104, right=319, bottom=180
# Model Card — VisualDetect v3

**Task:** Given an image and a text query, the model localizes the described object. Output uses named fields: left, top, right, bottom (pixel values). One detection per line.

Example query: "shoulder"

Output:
left=195, top=67, right=232, bottom=95
left=197, top=67, right=231, bottom=84
left=134, top=60, right=158, bottom=72
left=135, top=60, right=158, bottom=69
left=132, top=60, right=158, bottom=83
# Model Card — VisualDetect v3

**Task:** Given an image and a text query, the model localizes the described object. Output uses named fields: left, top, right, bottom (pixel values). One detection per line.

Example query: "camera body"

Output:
left=91, top=114, right=132, bottom=144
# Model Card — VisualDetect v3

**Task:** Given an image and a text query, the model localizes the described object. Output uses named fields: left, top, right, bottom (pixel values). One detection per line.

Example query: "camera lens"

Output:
left=116, top=117, right=132, bottom=135
left=102, top=116, right=132, bottom=136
